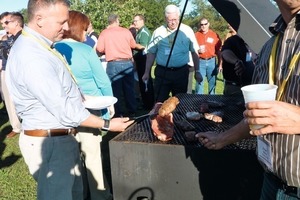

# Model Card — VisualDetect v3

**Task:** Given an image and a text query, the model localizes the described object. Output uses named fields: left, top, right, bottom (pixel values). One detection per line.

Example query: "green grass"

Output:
left=0, top=109, right=37, bottom=199
left=0, top=71, right=225, bottom=199
left=194, top=71, right=224, bottom=94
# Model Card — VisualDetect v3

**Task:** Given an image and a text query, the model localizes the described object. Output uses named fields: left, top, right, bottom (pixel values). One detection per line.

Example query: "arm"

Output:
left=142, top=53, right=156, bottom=82
left=221, top=49, right=240, bottom=64
left=191, top=52, right=203, bottom=83
left=80, top=114, right=132, bottom=131
left=215, top=33, right=222, bottom=71
left=89, top=50, right=113, bottom=96
left=196, top=119, right=251, bottom=149
left=135, top=43, right=145, bottom=50
left=222, top=49, right=245, bottom=76
left=96, top=32, right=105, bottom=53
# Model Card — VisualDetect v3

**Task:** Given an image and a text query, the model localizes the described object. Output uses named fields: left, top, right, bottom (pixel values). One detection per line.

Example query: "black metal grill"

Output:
left=113, top=93, right=256, bottom=150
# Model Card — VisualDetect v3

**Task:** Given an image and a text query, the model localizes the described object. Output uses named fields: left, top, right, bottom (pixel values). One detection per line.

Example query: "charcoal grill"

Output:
left=110, top=94, right=264, bottom=200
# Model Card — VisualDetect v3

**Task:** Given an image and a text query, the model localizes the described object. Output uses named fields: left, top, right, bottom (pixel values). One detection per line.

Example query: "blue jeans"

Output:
left=195, top=57, right=217, bottom=94
left=106, top=60, right=136, bottom=116
left=260, top=172, right=300, bottom=200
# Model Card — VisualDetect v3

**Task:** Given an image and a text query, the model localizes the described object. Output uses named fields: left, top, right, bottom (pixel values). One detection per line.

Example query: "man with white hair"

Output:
left=142, top=4, right=202, bottom=102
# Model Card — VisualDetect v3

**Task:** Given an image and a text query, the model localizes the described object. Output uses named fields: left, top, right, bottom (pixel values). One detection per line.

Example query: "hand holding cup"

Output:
left=241, top=84, right=278, bottom=130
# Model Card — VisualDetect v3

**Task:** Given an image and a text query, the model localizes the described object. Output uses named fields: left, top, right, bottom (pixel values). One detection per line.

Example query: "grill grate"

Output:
left=113, top=94, right=257, bottom=150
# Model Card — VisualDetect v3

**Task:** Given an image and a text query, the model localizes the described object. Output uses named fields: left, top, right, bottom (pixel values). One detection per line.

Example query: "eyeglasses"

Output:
left=3, top=21, right=13, bottom=25
left=200, top=23, right=208, bottom=26
left=167, top=19, right=179, bottom=24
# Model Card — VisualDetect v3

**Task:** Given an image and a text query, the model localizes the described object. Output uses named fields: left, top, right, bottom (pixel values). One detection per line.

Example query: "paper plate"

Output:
left=83, top=96, right=117, bottom=110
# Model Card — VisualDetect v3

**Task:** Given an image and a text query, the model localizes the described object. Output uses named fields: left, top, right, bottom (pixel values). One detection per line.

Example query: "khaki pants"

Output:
left=75, top=128, right=113, bottom=200
left=1, top=70, right=21, bottom=133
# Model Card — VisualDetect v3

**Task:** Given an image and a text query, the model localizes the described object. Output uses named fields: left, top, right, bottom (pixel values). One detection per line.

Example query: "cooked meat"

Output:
left=204, top=111, right=223, bottom=123
left=199, top=103, right=209, bottom=113
left=175, top=119, right=195, bottom=131
left=184, top=131, right=197, bottom=142
left=186, top=111, right=202, bottom=120
left=151, top=114, right=174, bottom=141
left=150, top=97, right=180, bottom=141
left=205, top=100, right=225, bottom=108
left=158, top=97, right=179, bottom=117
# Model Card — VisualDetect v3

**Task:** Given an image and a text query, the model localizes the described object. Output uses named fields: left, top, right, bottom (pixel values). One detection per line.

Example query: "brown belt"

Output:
left=200, top=56, right=215, bottom=60
left=108, top=58, right=132, bottom=62
left=24, top=128, right=78, bottom=137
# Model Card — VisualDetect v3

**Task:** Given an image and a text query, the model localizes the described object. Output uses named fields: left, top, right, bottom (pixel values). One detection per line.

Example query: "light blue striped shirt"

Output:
left=5, top=26, right=90, bottom=130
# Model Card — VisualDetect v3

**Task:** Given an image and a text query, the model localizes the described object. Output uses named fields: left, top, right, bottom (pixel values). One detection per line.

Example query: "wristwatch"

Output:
left=101, top=119, right=110, bottom=131
left=195, top=70, right=200, bottom=73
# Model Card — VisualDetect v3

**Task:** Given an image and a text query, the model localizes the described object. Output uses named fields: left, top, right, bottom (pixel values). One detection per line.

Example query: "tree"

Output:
left=70, top=0, right=179, bottom=33
left=184, top=0, right=227, bottom=39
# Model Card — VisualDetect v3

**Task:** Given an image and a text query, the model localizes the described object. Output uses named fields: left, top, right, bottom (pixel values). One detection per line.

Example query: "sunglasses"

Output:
left=3, top=21, right=13, bottom=25
left=200, top=23, right=208, bottom=26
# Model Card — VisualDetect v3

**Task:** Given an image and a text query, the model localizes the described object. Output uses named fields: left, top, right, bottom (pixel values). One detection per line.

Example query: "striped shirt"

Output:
left=253, top=13, right=300, bottom=187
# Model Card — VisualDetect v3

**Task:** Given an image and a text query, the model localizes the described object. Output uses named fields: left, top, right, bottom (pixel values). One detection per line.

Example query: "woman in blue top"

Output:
left=55, top=10, right=113, bottom=200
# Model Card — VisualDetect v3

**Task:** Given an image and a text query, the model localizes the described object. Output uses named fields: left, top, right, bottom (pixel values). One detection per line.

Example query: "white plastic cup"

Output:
left=241, top=84, right=278, bottom=130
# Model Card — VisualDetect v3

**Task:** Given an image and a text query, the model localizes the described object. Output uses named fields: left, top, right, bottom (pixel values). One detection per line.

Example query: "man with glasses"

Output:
left=132, top=14, right=155, bottom=110
left=195, top=18, right=222, bottom=95
left=142, top=4, right=202, bottom=102
left=0, top=12, right=23, bottom=138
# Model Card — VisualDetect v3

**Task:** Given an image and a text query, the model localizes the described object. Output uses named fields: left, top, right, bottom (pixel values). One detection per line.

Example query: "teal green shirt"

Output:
left=55, top=40, right=113, bottom=97
left=147, top=23, right=198, bottom=67
left=136, top=26, right=151, bottom=47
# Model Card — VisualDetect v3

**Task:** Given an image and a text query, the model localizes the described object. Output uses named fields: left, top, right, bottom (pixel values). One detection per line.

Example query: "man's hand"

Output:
left=234, top=60, right=245, bottom=76
left=194, top=71, right=203, bottom=83
left=244, top=101, right=300, bottom=135
left=109, top=118, right=134, bottom=132
left=142, top=73, right=149, bottom=82
left=195, top=131, right=225, bottom=150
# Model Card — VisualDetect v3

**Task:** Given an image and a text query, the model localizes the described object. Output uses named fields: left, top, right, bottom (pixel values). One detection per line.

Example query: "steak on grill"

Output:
left=151, top=97, right=179, bottom=141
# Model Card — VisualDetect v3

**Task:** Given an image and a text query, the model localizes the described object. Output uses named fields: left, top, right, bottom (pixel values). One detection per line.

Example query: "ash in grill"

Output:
left=113, top=93, right=257, bottom=150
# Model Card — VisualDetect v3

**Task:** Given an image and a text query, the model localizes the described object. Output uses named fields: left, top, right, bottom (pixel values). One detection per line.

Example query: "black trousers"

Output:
left=154, top=64, right=189, bottom=102
left=133, top=53, right=155, bottom=110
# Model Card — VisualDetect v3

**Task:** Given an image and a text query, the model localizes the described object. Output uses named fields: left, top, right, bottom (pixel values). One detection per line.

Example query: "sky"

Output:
left=0, top=0, right=28, bottom=13
left=0, top=0, right=192, bottom=15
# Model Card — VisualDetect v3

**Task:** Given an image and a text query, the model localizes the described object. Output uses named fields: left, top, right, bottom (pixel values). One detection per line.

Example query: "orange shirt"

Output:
left=97, top=26, right=136, bottom=61
left=195, top=29, right=222, bottom=59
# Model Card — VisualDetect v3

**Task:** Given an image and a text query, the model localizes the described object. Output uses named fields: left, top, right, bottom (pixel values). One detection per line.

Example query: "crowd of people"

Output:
left=1, top=0, right=300, bottom=199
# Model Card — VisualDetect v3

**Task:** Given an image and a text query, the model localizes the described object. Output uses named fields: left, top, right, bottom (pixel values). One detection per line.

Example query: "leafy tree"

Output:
left=185, top=0, right=227, bottom=39
left=70, top=0, right=179, bottom=33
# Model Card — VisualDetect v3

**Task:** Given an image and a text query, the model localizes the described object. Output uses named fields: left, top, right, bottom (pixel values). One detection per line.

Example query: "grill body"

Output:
left=110, top=94, right=264, bottom=200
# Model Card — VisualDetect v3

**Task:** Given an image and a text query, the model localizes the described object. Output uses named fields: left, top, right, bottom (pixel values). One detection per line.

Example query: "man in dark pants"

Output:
left=142, top=5, right=202, bottom=102
left=133, top=14, right=154, bottom=110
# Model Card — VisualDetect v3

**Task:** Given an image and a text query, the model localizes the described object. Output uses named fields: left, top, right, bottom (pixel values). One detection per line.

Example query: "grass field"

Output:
left=0, top=72, right=224, bottom=199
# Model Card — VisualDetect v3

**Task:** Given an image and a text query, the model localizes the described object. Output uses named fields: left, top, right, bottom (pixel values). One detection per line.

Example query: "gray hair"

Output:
left=108, top=14, right=118, bottom=25
left=165, top=4, right=181, bottom=17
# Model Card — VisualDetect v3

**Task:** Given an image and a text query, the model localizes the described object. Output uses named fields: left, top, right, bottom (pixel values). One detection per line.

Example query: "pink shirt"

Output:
left=97, top=26, right=136, bottom=61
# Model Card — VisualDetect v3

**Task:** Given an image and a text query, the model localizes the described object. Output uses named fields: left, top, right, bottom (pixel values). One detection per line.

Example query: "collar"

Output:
left=13, top=30, right=22, bottom=40
left=137, top=25, right=145, bottom=33
left=164, top=24, right=177, bottom=32
left=269, top=12, right=300, bottom=35
left=23, top=26, right=53, bottom=48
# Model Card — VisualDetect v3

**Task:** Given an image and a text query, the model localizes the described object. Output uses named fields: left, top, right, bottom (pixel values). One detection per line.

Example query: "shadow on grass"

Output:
left=0, top=101, right=21, bottom=169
